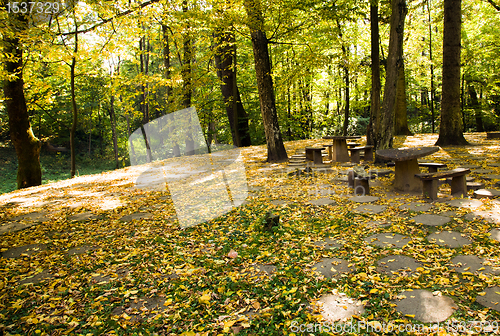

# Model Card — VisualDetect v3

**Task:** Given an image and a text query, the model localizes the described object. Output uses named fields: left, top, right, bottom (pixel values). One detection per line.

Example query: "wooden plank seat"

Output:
left=347, top=143, right=360, bottom=148
left=305, top=147, right=325, bottom=164
left=387, top=161, right=447, bottom=173
left=417, top=162, right=447, bottom=173
left=487, top=132, right=500, bottom=139
left=348, top=146, right=374, bottom=163
left=415, top=168, right=470, bottom=200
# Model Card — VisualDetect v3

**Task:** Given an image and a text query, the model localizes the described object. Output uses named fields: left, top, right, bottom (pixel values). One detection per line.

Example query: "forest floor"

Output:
left=1, top=133, right=500, bottom=335
left=0, top=142, right=119, bottom=195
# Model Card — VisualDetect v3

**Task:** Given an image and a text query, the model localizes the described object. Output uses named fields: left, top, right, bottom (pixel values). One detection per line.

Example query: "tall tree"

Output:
left=244, top=0, right=288, bottom=162
left=435, top=0, right=468, bottom=145
left=213, top=27, right=252, bottom=147
left=393, top=52, right=412, bottom=135
left=375, top=0, right=407, bottom=149
left=69, top=12, right=79, bottom=178
left=367, top=0, right=381, bottom=146
left=3, top=12, right=42, bottom=188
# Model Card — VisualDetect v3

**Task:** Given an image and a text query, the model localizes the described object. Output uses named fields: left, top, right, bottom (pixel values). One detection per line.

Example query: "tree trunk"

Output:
left=3, top=14, right=42, bottom=188
left=428, top=0, right=436, bottom=133
left=109, top=95, right=119, bottom=168
left=367, top=0, right=381, bottom=146
left=394, top=59, right=413, bottom=135
left=342, top=63, right=350, bottom=136
left=70, top=21, right=78, bottom=178
left=162, top=24, right=173, bottom=112
left=213, top=27, right=252, bottom=147
left=244, top=0, right=288, bottom=162
left=376, top=0, right=407, bottom=149
left=468, top=83, right=483, bottom=132
left=436, top=0, right=468, bottom=145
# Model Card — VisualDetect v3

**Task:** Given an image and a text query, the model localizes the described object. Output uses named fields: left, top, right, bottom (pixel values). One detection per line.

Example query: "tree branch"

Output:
left=61, top=0, right=163, bottom=36
left=485, top=0, right=500, bottom=11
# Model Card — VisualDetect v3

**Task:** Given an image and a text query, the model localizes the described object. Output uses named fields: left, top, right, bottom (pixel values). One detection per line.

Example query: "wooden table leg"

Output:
left=331, top=140, right=350, bottom=162
left=394, top=159, right=422, bottom=192
left=313, top=150, right=323, bottom=164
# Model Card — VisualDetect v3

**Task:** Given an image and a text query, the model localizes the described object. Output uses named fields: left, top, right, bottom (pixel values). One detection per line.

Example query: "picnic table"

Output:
left=376, top=146, right=440, bottom=192
left=323, top=136, right=361, bottom=162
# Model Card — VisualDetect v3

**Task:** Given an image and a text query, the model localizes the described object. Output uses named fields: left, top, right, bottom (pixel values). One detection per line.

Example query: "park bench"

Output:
left=417, top=162, right=447, bottom=173
left=487, top=132, right=500, bottom=139
left=305, top=147, right=325, bottom=164
left=348, top=146, right=374, bottom=163
left=387, top=162, right=446, bottom=172
left=415, top=168, right=470, bottom=200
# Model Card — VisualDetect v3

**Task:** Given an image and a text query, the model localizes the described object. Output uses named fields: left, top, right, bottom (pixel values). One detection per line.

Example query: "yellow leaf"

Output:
left=223, top=320, right=236, bottom=332
left=405, top=314, right=415, bottom=318
left=478, top=292, right=486, bottom=296
left=199, top=292, right=211, bottom=305
left=289, top=287, right=297, bottom=294
left=163, top=298, right=173, bottom=306
left=370, top=288, right=378, bottom=294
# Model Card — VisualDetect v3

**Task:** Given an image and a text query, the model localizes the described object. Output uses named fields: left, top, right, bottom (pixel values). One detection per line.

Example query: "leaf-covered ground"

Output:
left=1, top=133, right=500, bottom=335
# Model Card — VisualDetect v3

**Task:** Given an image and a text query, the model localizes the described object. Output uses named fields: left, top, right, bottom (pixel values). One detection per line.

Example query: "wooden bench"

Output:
left=305, top=147, right=325, bottom=164
left=387, top=162, right=446, bottom=173
left=348, top=146, right=374, bottom=163
left=487, top=132, right=500, bottom=139
left=415, top=168, right=470, bottom=200
left=347, top=143, right=360, bottom=148
left=417, top=162, right=447, bottom=173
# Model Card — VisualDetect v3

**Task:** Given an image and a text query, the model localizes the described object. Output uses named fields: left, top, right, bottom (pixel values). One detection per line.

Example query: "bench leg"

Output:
left=350, top=150, right=360, bottom=164
left=450, top=175, right=467, bottom=197
left=363, top=148, right=373, bottom=162
left=428, top=167, right=439, bottom=173
left=354, top=178, right=370, bottom=195
left=313, top=151, right=323, bottom=164
left=422, top=180, right=438, bottom=200
left=348, top=171, right=354, bottom=187
left=305, top=149, right=313, bottom=161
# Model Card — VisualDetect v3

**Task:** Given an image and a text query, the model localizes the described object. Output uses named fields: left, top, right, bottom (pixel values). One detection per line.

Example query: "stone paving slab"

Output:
left=309, top=198, right=336, bottom=206
left=364, top=233, right=411, bottom=248
left=314, top=237, right=342, bottom=249
left=399, top=202, right=433, bottom=212
left=18, top=270, right=54, bottom=285
left=474, top=189, right=500, bottom=199
left=111, top=296, right=168, bottom=322
left=0, top=222, right=38, bottom=235
left=365, top=220, right=391, bottom=228
left=353, top=204, right=386, bottom=214
left=119, top=212, right=153, bottom=222
left=446, top=199, right=482, bottom=209
left=483, top=174, right=500, bottom=180
left=471, top=169, right=494, bottom=174
left=376, top=255, right=422, bottom=276
left=312, top=258, right=354, bottom=278
left=10, top=212, right=50, bottom=222
left=2, top=244, right=47, bottom=258
left=315, top=293, right=365, bottom=322
left=412, top=214, right=451, bottom=226
left=67, top=245, right=98, bottom=256
left=465, top=211, right=500, bottom=224
left=427, top=231, right=472, bottom=248
left=489, top=228, right=500, bottom=241
left=475, top=286, right=500, bottom=312
left=394, top=289, right=457, bottom=323
left=449, top=255, right=500, bottom=275
left=350, top=196, right=379, bottom=203
left=68, top=212, right=101, bottom=221
left=269, top=200, right=287, bottom=206
left=459, top=164, right=481, bottom=169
